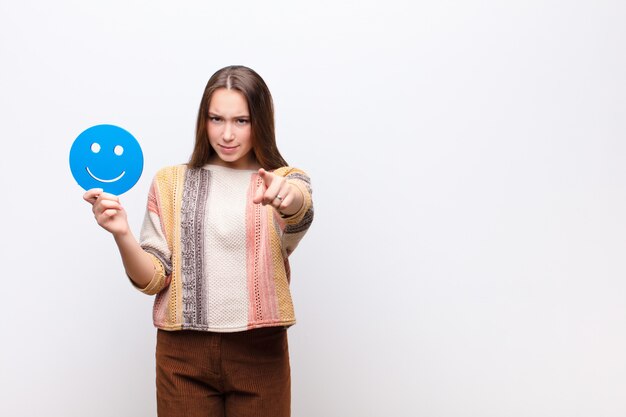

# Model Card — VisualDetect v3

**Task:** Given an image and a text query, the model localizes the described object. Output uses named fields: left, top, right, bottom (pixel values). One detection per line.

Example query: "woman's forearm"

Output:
left=113, top=230, right=155, bottom=290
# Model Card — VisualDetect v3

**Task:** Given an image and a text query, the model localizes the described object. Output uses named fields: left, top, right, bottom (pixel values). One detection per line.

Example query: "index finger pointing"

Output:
left=258, top=168, right=276, bottom=186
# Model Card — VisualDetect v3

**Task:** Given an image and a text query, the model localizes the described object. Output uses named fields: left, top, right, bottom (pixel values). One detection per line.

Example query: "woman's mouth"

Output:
left=219, top=144, right=238, bottom=154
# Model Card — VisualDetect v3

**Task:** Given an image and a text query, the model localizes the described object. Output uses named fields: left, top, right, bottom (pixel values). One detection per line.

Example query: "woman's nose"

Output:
left=223, top=123, right=235, bottom=141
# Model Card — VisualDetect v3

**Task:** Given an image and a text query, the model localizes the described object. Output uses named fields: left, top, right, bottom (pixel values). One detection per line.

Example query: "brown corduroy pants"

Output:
left=156, top=327, right=291, bottom=417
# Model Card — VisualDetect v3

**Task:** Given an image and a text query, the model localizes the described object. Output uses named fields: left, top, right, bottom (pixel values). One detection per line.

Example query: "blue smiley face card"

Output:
left=69, top=124, right=144, bottom=195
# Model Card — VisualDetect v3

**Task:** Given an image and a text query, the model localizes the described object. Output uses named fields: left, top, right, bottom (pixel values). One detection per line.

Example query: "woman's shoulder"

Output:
left=273, top=166, right=309, bottom=177
left=149, top=164, right=189, bottom=187
left=273, top=166, right=311, bottom=185
left=153, top=164, right=188, bottom=177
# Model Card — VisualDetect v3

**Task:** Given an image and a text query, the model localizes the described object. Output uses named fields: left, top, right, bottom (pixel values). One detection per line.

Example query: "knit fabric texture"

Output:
left=135, top=164, right=313, bottom=332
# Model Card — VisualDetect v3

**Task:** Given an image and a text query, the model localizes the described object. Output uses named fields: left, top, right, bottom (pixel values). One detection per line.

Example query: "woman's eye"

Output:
left=209, top=116, right=222, bottom=123
left=236, top=119, right=249, bottom=125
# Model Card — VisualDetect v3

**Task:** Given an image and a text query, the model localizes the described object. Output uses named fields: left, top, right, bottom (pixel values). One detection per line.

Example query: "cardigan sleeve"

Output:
left=130, top=174, right=173, bottom=295
left=273, top=167, right=314, bottom=256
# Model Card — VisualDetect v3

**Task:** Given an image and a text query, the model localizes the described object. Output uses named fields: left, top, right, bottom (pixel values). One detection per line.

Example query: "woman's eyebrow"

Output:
left=208, top=112, right=249, bottom=118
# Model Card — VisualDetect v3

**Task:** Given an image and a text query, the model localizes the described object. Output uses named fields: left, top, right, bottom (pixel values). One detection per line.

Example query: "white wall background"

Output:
left=1, top=1, right=625, bottom=416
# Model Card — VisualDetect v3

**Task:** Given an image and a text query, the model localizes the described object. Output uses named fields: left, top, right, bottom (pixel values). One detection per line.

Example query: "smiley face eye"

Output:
left=91, top=143, right=101, bottom=153
left=114, top=145, right=124, bottom=156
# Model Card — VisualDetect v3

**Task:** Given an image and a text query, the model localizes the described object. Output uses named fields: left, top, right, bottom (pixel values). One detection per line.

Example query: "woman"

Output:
left=84, top=65, right=313, bottom=417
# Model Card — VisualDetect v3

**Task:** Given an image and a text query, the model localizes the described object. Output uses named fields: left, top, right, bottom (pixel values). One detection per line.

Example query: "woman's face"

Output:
left=206, top=88, right=258, bottom=170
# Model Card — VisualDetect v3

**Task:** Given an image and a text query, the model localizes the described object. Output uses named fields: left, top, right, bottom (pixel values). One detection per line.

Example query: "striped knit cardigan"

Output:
left=134, top=164, right=313, bottom=332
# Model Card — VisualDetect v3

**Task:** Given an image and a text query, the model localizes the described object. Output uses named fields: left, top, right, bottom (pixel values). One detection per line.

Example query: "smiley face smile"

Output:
left=86, top=166, right=126, bottom=183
